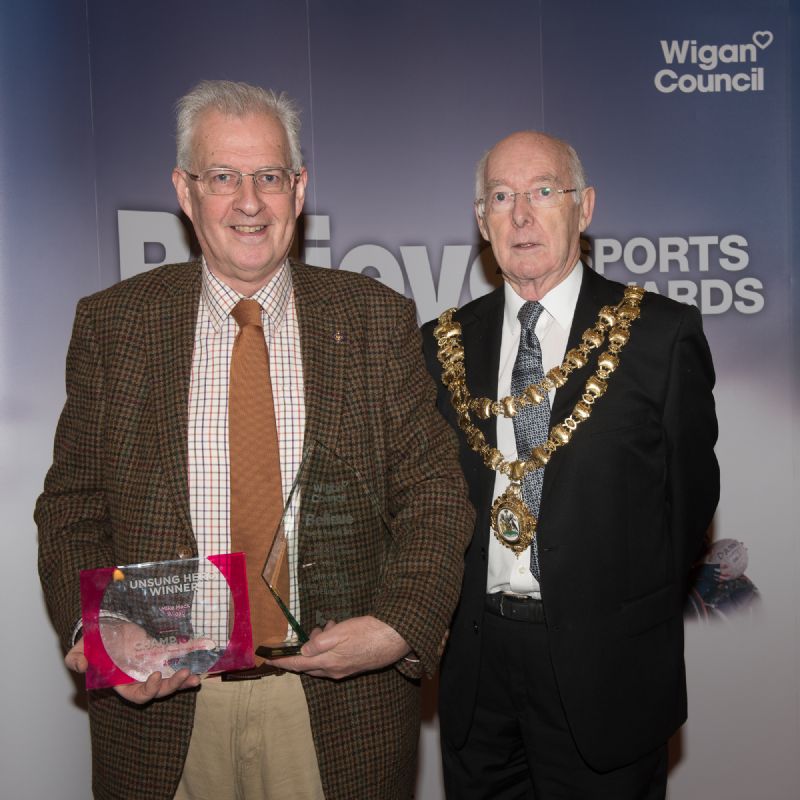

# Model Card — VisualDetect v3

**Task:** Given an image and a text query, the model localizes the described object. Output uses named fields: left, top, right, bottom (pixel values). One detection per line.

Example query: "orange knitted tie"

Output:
left=229, top=299, right=289, bottom=655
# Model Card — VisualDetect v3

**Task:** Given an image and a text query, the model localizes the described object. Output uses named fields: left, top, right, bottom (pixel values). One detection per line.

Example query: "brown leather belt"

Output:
left=485, top=592, right=545, bottom=623
left=219, top=663, right=286, bottom=681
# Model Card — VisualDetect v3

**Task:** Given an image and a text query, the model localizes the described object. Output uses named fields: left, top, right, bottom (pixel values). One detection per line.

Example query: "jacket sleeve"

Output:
left=371, top=298, right=474, bottom=678
left=35, top=298, right=113, bottom=649
left=663, top=303, right=719, bottom=582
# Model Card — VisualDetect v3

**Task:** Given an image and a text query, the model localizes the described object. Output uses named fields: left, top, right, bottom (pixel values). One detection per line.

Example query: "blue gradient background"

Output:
left=1, top=1, right=796, bottom=798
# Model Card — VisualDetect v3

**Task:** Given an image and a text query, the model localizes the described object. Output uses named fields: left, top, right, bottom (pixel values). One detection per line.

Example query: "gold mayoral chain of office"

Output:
left=433, top=284, right=644, bottom=554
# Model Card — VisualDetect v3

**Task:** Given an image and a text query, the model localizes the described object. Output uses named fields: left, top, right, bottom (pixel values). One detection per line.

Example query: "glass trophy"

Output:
left=255, top=440, right=392, bottom=658
left=80, top=553, right=254, bottom=689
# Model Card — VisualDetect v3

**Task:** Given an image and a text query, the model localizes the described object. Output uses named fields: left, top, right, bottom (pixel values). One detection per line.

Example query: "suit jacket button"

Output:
left=176, top=546, right=193, bottom=559
left=472, top=621, right=479, bottom=634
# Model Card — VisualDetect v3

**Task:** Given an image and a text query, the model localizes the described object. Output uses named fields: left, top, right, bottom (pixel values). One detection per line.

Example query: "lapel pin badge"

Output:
left=333, top=330, right=348, bottom=344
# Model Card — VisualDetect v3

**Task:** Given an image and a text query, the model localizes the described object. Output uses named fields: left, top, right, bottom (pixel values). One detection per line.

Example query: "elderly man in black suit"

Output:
left=424, top=131, right=719, bottom=799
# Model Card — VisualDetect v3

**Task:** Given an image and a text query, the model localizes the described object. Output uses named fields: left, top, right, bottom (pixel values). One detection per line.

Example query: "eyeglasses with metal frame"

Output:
left=477, top=185, right=577, bottom=215
left=185, top=167, right=299, bottom=195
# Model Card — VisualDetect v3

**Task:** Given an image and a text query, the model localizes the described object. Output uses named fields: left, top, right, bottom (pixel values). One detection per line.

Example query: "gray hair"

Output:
left=474, top=132, right=587, bottom=211
left=175, top=80, right=303, bottom=171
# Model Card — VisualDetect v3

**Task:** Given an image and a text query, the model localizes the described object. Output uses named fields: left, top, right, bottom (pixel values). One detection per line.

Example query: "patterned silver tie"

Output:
left=511, top=301, right=549, bottom=580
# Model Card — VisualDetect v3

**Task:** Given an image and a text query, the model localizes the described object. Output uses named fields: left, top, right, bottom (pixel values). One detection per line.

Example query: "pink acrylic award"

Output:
left=80, top=553, right=254, bottom=689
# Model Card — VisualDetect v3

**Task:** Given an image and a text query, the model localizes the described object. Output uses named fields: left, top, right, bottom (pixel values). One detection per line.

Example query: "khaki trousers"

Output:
left=174, top=673, right=325, bottom=800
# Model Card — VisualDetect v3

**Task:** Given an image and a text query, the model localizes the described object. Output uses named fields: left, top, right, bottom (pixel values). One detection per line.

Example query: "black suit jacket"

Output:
left=423, top=265, right=719, bottom=772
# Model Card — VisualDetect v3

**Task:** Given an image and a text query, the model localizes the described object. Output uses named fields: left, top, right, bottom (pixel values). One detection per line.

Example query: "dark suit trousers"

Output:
left=441, top=607, right=668, bottom=800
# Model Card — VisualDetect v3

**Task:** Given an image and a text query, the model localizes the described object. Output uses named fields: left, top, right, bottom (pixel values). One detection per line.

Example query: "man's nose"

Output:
left=233, top=175, right=266, bottom=214
left=511, top=192, right=533, bottom=228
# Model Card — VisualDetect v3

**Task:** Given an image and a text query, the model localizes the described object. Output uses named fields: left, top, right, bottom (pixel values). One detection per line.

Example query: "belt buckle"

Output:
left=500, top=592, right=519, bottom=618
left=500, top=592, right=530, bottom=619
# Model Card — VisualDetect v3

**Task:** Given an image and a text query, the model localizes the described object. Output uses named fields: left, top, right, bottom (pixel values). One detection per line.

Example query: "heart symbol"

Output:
left=752, top=31, right=774, bottom=50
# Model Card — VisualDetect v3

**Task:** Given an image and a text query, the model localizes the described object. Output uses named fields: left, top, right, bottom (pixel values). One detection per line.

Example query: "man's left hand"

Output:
left=265, top=615, right=411, bottom=680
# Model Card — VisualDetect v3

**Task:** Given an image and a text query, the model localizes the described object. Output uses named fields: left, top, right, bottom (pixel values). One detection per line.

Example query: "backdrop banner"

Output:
left=2, top=1, right=796, bottom=798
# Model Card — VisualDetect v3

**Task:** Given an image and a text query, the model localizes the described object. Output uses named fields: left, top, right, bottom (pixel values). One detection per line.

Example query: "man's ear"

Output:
left=294, top=167, right=308, bottom=217
left=579, top=186, right=595, bottom=232
left=474, top=202, right=490, bottom=241
left=172, top=168, right=194, bottom=222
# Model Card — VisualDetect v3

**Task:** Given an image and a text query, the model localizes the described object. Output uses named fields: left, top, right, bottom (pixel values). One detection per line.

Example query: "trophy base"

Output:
left=256, top=642, right=303, bottom=659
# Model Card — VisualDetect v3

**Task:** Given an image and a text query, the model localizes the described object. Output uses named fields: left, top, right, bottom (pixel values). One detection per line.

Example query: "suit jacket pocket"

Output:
left=620, top=583, right=682, bottom=637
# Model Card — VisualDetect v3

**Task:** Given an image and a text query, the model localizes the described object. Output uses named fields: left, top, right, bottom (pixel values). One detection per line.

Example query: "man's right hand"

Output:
left=65, top=635, right=201, bottom=705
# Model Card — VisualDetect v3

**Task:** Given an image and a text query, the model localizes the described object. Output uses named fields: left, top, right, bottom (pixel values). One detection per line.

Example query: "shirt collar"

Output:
left=503, top=260, right=583, bottom=334
left=200, top=258, right=293, bottom=333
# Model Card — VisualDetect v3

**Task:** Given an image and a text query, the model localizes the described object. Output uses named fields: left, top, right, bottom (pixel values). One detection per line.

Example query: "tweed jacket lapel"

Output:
left=138, top=260, right=349, bottom=542
left=144, top=262, right=201, bottom=535
left=290, top=261, right=347, bottom=453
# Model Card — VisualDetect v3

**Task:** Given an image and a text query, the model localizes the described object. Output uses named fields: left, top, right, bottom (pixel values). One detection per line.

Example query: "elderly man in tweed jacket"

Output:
left=36, top=80, right=473, bottom=800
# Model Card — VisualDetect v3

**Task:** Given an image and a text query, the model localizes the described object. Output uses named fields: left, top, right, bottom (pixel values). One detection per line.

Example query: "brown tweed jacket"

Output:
left=36, top=260, right=473, bottom=800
